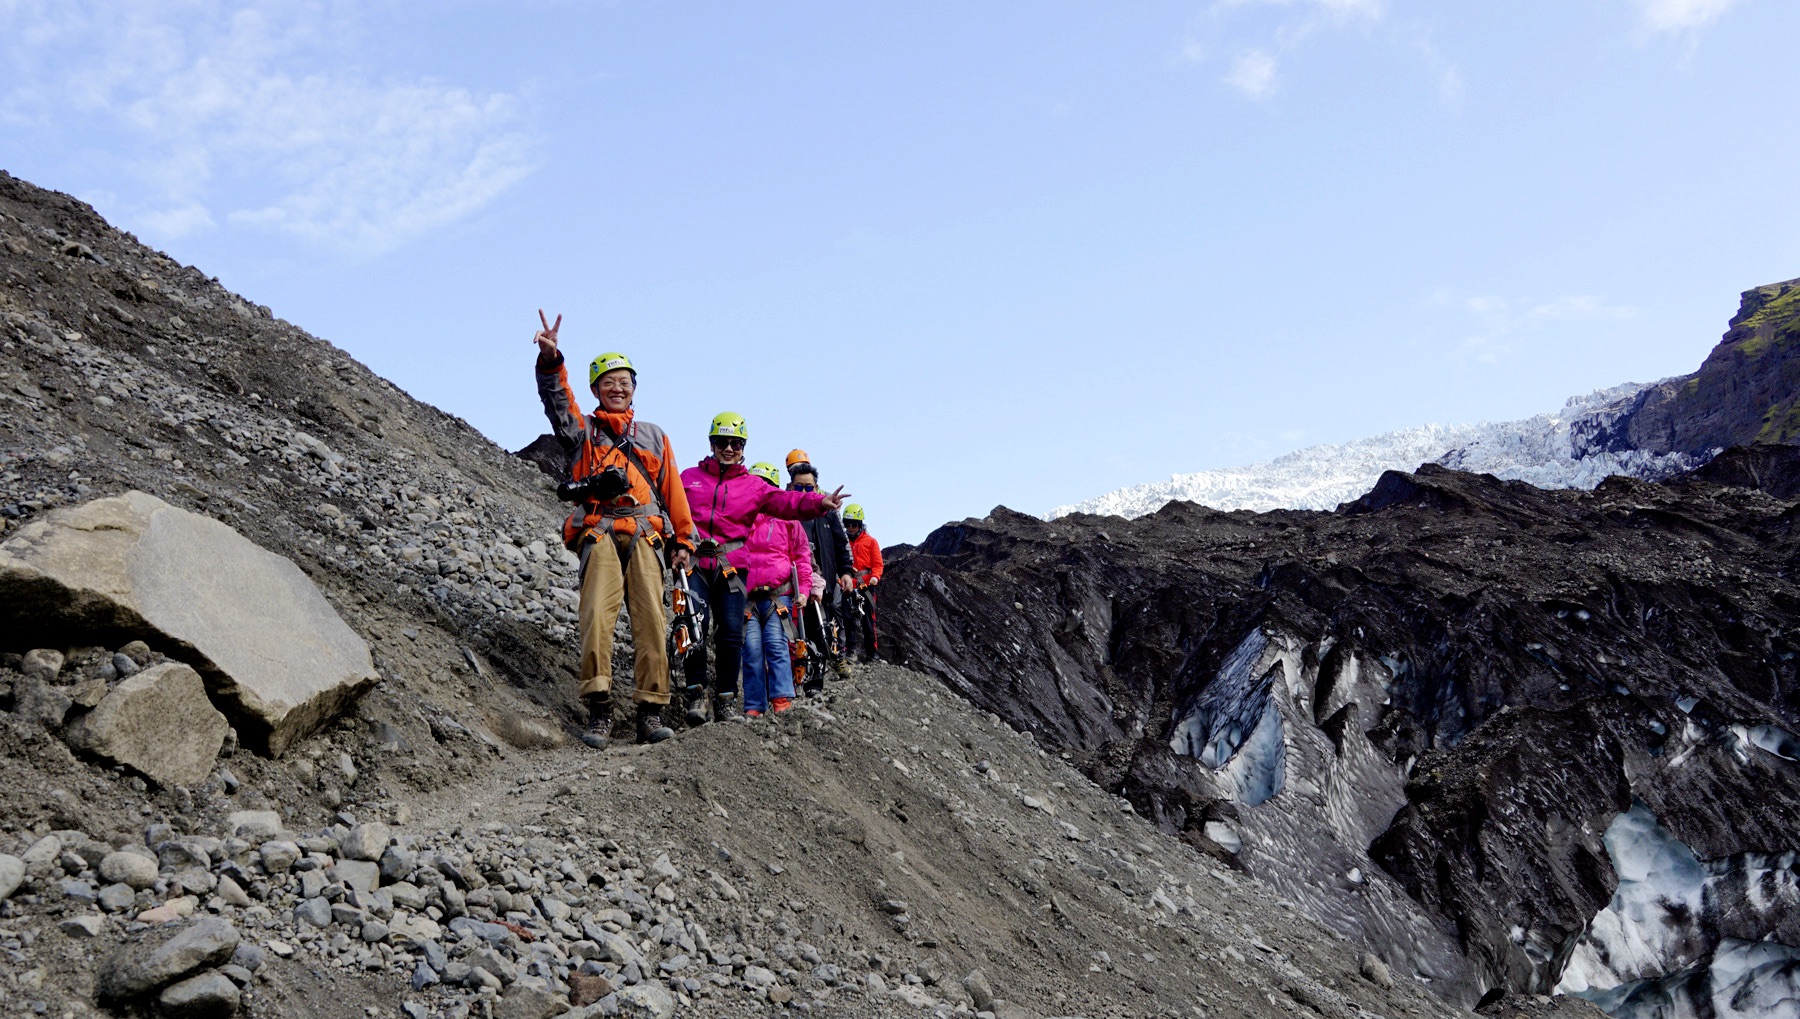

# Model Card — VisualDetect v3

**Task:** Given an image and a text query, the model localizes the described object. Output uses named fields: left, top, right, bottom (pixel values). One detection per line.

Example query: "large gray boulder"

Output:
left=66, top=663, right=229, bottom=787
left=98, top=916, right=240, bottom=999
left=0, top=492, right=378, bottom=755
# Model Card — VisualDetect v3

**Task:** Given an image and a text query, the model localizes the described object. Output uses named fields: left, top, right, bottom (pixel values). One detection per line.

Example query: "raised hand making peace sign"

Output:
left=533, top=309, right=562, bottom=359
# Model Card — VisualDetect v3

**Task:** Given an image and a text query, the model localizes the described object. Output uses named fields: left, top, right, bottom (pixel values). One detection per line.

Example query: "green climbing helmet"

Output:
left=588, top=352, right=636, bottom=384
left=709, top=412, right=748, bottom=440
left=843, top=504, right=866, bottom=523
left=748, top=462, right=781, bottom=486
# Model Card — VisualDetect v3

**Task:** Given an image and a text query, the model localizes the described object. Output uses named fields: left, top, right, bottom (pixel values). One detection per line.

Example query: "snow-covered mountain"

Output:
left=1049, top=380, right=1712, bottom=520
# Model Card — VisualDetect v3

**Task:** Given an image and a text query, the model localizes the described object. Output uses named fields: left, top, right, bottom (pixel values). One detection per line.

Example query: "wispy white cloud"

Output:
left=1633, top=0, right=1742, bottom=33
left=1185, top=0, right=1458, bottom=107
left=1225, top=50, right=1280, bottom=98
left=1215, top=0, right=1384, bottom=20
left=0, top=1, right=534, bottom=253
left=1444, top=292, right=1639, bottom=364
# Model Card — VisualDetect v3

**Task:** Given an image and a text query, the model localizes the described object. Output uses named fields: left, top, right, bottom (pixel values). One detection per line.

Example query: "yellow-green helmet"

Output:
left=748, top=462, right=781, bottom=486
left=843, top=504, right=866, bottom=523
left=709, top=412, right=748, bottom=440
left=588, top=352, right=636, bottom=384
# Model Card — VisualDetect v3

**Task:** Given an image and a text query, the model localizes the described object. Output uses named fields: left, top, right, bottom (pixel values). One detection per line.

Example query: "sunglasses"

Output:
left=790, top=483, right=818, bottom=492
left=710, top=437, right=746, bottom=450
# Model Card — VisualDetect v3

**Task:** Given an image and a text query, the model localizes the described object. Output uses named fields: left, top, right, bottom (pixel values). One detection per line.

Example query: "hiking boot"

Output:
left=744, top=709, right=763, bottom=719
left=683, top=685, right=710, bottom=727
left=714, top=692, right=743, bottom=723
left=771, top=697, right=794, bottom=713
left=832, top=658, right=853, bottom=680
left=580, top=694, right=612, bottom=750
left=635, top=703, right=674, bottom=744
left=802, top=681, right=825, bottom=699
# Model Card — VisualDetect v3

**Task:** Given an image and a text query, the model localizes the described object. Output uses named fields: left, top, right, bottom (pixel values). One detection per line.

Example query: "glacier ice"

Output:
left=1168, top=630, right=1287, bottom=805
left=1049, top=380, right=1711, bottom=520
left=1556, top=802, right=1800, bottom=1019
left=1557, top=803, right=1708, bottom=998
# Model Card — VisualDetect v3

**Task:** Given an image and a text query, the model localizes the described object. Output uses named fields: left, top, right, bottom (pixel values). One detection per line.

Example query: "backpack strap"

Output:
left=596, top=421, right=675, bottom=542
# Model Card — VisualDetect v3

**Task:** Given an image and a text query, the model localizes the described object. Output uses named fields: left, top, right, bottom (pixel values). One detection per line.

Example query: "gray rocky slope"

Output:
left=0, top=172, right=1601, bottom=1017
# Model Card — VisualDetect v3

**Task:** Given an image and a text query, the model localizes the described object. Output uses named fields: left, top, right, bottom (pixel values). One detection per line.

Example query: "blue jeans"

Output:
left=740, top=595, right=794, bottom=714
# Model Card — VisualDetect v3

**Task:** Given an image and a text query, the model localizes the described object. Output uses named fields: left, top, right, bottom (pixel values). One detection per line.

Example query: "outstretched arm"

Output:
left=531, top=309, right=586, bottom=453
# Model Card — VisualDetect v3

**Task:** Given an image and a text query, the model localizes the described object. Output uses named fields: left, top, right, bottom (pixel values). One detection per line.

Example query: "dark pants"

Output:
left=685, top=566, right=746, bottom=697
left=845, top=589, right=878, bottom=659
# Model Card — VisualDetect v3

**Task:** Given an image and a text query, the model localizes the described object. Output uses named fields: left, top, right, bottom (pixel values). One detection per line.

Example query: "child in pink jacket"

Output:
left=735, top=464, right=814, bottom=716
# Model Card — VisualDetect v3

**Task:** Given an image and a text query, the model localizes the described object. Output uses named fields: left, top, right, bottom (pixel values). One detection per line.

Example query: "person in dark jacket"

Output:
left=786, top=451, right=856, bottom=689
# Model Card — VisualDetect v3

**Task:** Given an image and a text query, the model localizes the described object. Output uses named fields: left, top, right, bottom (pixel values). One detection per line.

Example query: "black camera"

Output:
left=557, top=466, right=630, bottom=504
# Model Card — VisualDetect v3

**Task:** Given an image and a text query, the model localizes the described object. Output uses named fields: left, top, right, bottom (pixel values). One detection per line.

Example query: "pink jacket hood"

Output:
left=680, top=457, right=826, bottom=560
left=734, top=516, right=814, bottom=596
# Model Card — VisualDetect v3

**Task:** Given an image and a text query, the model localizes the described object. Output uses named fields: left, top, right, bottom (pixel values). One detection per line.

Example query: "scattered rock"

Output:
left=158, top=970, right=241, bottom=1017
left=13, top=674, right=72, bottom=729
left=21, top=647, right=64, bottom=682
left=569, top=972, right=612, bottom=1007
left=99, top=850, right=159, bottom=890
left=615, top=981, right=674, bottom=1019
left=1361, top=953, right=1395, bottom=990
left=500, top=980, right=571, bottom=1019
left=258, top=840, right=301, bottom=873
left=137, top=897, right=199, bottom=924
left=98, top=916, right=240, bottom=999
left=1, top=853, right=27, bottom=903
left=99, top=883, right=136, bottom=911
left=59, top=915, right=104, bottom=938
left=20, top=834, right=62, bottom=870
left=227, top=810, right=283, bottom=841
left=339, top=822, right=390, bottom=862
left=963, top=969, right=996, bottom=1010
left=64, top=662, right=229, bottom=787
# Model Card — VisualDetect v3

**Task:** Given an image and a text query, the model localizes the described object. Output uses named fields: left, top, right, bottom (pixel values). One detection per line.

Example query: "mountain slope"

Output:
left=0, top=171, right=1607, bottom=1019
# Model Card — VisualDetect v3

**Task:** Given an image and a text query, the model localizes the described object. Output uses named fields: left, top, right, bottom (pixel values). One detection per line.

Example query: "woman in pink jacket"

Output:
left=736, top=463, right=814, bottom=716
left=678, top=414, right=848, bottom=723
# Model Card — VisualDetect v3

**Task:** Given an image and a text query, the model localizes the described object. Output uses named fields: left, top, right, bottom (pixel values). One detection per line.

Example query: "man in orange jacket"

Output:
left=532, top=311, right=695, bottom=748
left=843, top=504, right=882, bottom=662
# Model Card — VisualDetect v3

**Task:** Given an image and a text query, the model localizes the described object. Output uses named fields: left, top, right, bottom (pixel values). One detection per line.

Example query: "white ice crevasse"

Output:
left=1167, top=629, right=1481, bottom=999
left=1168, top=630, right=1291, bottom=807
left=1048, top=380, right=1712, bottom=520
left=1556, top=801, right=1800, bottom=1019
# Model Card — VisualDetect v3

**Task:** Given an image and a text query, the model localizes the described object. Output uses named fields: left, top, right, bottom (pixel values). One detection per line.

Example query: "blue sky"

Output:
left=4, top=0, right=1798, bottom=544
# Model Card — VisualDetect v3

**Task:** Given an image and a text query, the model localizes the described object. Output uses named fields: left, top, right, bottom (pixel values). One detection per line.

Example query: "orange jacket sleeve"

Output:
left=658, top=431, right=696, bottom=550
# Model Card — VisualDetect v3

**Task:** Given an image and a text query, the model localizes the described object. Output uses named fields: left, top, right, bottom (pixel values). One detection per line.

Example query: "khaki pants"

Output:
left=576, top=532, right=670, bottom=704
